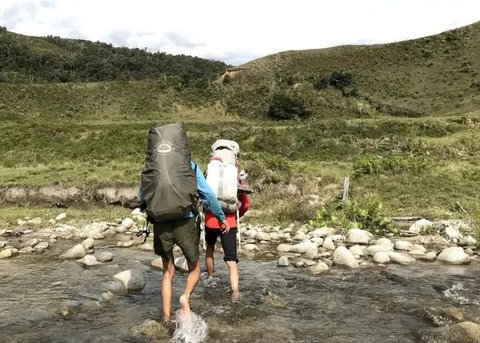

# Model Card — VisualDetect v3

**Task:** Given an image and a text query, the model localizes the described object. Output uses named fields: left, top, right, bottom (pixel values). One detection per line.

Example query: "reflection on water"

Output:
left=0, top=240, right=479, bottom=343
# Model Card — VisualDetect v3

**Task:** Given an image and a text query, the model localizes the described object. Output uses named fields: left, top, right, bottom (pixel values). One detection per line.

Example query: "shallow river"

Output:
left=1, top=240, right=479, bottom=343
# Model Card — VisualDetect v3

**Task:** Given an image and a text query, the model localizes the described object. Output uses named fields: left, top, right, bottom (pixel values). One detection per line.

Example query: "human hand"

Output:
left=220, top=220, right=230, bottom=234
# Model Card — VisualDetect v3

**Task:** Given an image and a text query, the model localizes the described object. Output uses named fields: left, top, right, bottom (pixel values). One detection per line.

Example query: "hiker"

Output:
left=139, top=123, right=229, bottom=325
left=204, top=139, right=251, bottom=299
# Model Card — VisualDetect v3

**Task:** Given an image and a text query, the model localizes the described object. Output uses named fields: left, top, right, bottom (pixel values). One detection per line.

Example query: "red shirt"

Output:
left=204, top=193, right=250, bottom=229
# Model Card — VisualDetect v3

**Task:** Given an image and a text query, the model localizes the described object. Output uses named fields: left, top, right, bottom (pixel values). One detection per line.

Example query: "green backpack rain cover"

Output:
left=141, top=123, right=197, bottom=222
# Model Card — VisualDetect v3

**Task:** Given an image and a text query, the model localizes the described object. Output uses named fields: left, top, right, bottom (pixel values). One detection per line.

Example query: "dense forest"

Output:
left=0, top=26, right=229, bottom=85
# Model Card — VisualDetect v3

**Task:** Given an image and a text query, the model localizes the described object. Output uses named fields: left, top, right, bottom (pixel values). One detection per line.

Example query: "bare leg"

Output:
left=205, top=244, right=215, bottom=278
left=161, top=258, right=176, bottom=322
left=226, top=261, right=239, bottom=300
left=179, top=259, right=200, bottom=315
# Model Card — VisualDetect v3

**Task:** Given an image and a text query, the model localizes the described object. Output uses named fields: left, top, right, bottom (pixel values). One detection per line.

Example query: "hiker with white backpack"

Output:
left=204, top=139, right=251, bottom=300
left=139, top=123, right=230, bottom=327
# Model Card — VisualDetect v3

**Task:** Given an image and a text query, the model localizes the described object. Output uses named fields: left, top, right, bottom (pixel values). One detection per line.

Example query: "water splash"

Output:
left=443, top=283, right=470, bottom=304
left=171, top=310, right=207, bottom=343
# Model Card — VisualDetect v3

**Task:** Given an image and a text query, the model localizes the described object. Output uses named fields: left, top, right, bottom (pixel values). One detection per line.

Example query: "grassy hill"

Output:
left=0, top=23, right=480, bottom=234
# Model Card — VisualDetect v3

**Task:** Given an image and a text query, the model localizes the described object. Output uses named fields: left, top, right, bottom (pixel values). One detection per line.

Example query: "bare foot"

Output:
left=179, top=293, right=190, bottom=315
left=231, top=289, right=240, bottom=302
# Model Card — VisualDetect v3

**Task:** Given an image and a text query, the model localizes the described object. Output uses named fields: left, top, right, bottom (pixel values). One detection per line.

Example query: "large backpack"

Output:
left=206, top=139, right=239, bottom=213
left=141, top=123, right=197, bottom=222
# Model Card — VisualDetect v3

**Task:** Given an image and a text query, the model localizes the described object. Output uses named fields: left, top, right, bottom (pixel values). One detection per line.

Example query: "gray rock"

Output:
left=77, top=255, right=102, bottom=266
left=408, top=218, right=433, bottom=234
left=278, top=256, right=289, bottom=267
left=174, top=256, right=188, bottom=272
left=308, top=261, right=329, bottom=275
left=35, top=241, right=49, bottom=252
left=346, top=229, right=371, bottom=244
left=59, top=244, right=86, bottom=259
left=0, top=248, right=16, bottom=259
left=116, top=240, right=134, bottom=248
left=387, top=252, right=416, bottom=265
left=375, top=238, right=393, bottom=246
left=95, top=251, right=113, bottom=262
left=322, top=237, right=335, bottom=250
left=138, top=243, right=153, bottom=251
left=333, top=246, right=359, bottom=268
left=21, top=238, right=39, bottom=248
left=55, top=213, right=66, bottom=221
left=276, top=243, right=292, bottom=252
left=121, top=218, right=134, bottom=229
left=367, top=244, right=393, bottom=256
left=291, top=240, right=318, bottom=253
left=437, top=247, right=470, bottom=265
left=243, top=244, right=259, bottom=251
left=113, top=269, right=146, bottom=291
left=349, top=245, right=366, bottom=257
left=151, top=258, right=164, bottom=270
left=81, top=238, right=95, bottom=250
left=394, top=240, right=412, bottom=251
left=373, top=251, right=390, bottom=264
left=417, top=251, right=437, bottom=262
left=418, top=321, right=480, bottom=343
left=256, top=232, right=271, bottom=241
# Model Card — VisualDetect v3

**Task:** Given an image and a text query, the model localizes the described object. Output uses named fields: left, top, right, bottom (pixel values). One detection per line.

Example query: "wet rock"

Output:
left=291, top=240, right=317, bottom=253
left=418, top=321, right=480, bottom=343
left=121, top=218, right=134, bottom=229
left=311, top=227, right=329, bottom=238
left=132, top=319, right=171, bottom=341
left=35, top=241, right=49, bottom=252
left=21, top=238, right=39, bottom=248
left=349, top=245, right=366, bottom=257
left=113, top=269, right=146, bottom=291
left=417, top=251, right=437, bottom=262
left=304, top=248, right=317, bottom=260
left=308, top=261, right=329, bottom=275
left=346, top=228, right=371, bottom=244
left=116, top=240, right=134, bottom=248
left=59, top=244, right=86, bottom=259
left=375, top=238, right=393, bottom=246
left=0, top=248, right=16, bottom=259
left=278, top=256, right=289, bottom=267
left=174, top=256, right=188, bottom=272
left=459, top=236, right=478, bottom=247
left=81, top=238, right=95, bottom=250
left=276, top=243, right=292, bottom=252
left=151, top=257, right=164, bottom=270
left=264, top=290, right=286, bottom=308
left=243, top=244, right=259, bottom=251
left=256, top=232, right=271, bottom=241
left=95, top=251, right=113, bottom=262
left=388, top=252, right=416, bottom=265
left=333, top=246, right=359, bottom=268
left=81, top=222, right=109, bottom=239
left=367, top=244, right=393, bottom=256
left=115, top=225, right=128, bottom=233
left=373, top=252, right=390, bottom=264
left=408, top=218, right=433, bottom=234
left=437, top=247, right=470, bottom=265
left=322, top=237, right=335, bottom=250
left=77, top=255, right=102, bottom=266
left=394, top=240, right=412, bottom=251
left=444, top=225, right=463, bottom=242
left=138, top=243, right=153, bottom=251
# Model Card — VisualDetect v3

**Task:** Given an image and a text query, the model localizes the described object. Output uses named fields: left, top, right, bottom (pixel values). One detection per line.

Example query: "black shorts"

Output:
left=153, top=217, right=199, bottom=263
left=205, top=227, right=238, bottom=263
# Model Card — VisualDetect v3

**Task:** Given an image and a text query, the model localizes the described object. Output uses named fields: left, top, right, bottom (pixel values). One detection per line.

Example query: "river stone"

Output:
left=264, top=290, right=286, bottom=308
left=333, top=246, right=359, bottom=268
left=0, top=248, right=15, bottom=259
left=418, top=321, right=480, bottom=343
left=311, top=227, right=329, bottom=238
left=310, top=237, right=324, bottom=246
left=308, top=261, right=329, bottom=275
left=408, top=218, right=433, bottom=234
left=394, top=240, right=412, bottom=251
left=151, top=258, right=164, bottom=270
left=459, top=236, right=477, bottom=246
left=96, top=251, right=113, bottom=262
left=116, top=240, right=134, bottom=248
left=21, top=238, right=39, bottom=248
left=346, top=229, right=371, bottom=244
left=388, top=252, right=416, bottom=265
left=373, top=251, right=390, bottom=264
left=375, top=238, right=393, bottom=246
left=465, top=248, right=474, bottom=256
left=243, top=244, right=259, bottom=251
left=77, top=254, right=102, bottom=266
left=276, top=243, right=292, bottom=252
left=138, top=243, right=153, bottom=251
left=349, top=245, right=366, bottom=257
left=367, top=244, right=393, bottom=256
left=35, top=241, right=49, bottom=252
left=174, top=256, right=188, bottom=272
left=256, top=232, right=271, bottom=241
left=81, top=222, right=109, bottom=239
left=27, top=217, right=42, bottom=226
left=408, top=249, right=426, bottom=257
left=293, top=232, right=309, bottom=241
left=81, top=238, right=95, bottom=250
left=113, top=269, right=146, bottom=291
left=291, top=240, right=317, bottom=253
left=60, top=244, right=86, bottom=259
left=115, top=225, right=128, bottom=233
left=132, top=319, right=171, bottom=341
left=304, top=248, right=317, bottom=260
left=278, top=256, right=289, bottom=267
left=322, top=237, right=335, bottom=250
left=445, top=225, right=463, bottom=243
left=411, top=244, right=427, bottom=252
left=417, top=251, right=437, bottom=262
left=437, top=247, right=471, bottom=265
left=55, top=213, right=66, bottom=221
left=269, top=232, right=280, bottom=241
left=121, top=218, right=134, bottom=229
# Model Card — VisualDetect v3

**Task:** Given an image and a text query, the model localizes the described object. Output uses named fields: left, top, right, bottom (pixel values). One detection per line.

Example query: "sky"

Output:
left=0, top=0, right=479, bottom=66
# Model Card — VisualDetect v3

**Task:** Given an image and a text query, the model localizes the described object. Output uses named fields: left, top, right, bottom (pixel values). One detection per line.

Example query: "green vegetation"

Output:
left=0, top=23, right=480, bottom=234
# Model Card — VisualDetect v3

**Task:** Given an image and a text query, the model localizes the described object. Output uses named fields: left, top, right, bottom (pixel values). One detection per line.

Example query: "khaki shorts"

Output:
left=153, top=217, right=199, bottom=262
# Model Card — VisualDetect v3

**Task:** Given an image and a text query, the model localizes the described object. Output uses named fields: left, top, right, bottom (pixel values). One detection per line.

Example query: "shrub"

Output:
left=266, top=90, right=309, bottom=120
left=309, top=197, right=397, bottom=236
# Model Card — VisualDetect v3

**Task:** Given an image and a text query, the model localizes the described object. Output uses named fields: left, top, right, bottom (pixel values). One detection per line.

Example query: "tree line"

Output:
left=0, top=28, right=229, bottom=85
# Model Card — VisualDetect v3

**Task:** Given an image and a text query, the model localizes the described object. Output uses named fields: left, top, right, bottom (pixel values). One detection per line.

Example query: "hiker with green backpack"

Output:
left=139, top=123, right=230, bottom=326
left=204, top=139, right=251, bottom=300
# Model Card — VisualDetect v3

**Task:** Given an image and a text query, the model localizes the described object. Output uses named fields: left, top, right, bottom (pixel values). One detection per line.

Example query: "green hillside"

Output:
left=0, top=23, right=480, bottom=233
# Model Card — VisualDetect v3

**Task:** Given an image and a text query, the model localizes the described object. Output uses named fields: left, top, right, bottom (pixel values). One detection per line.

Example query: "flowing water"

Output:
left=1, top=240, right=479, bottom=343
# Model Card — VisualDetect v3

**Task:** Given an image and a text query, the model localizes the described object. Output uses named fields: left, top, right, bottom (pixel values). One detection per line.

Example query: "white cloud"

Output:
left=0, top=0, right=479, bottom=65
